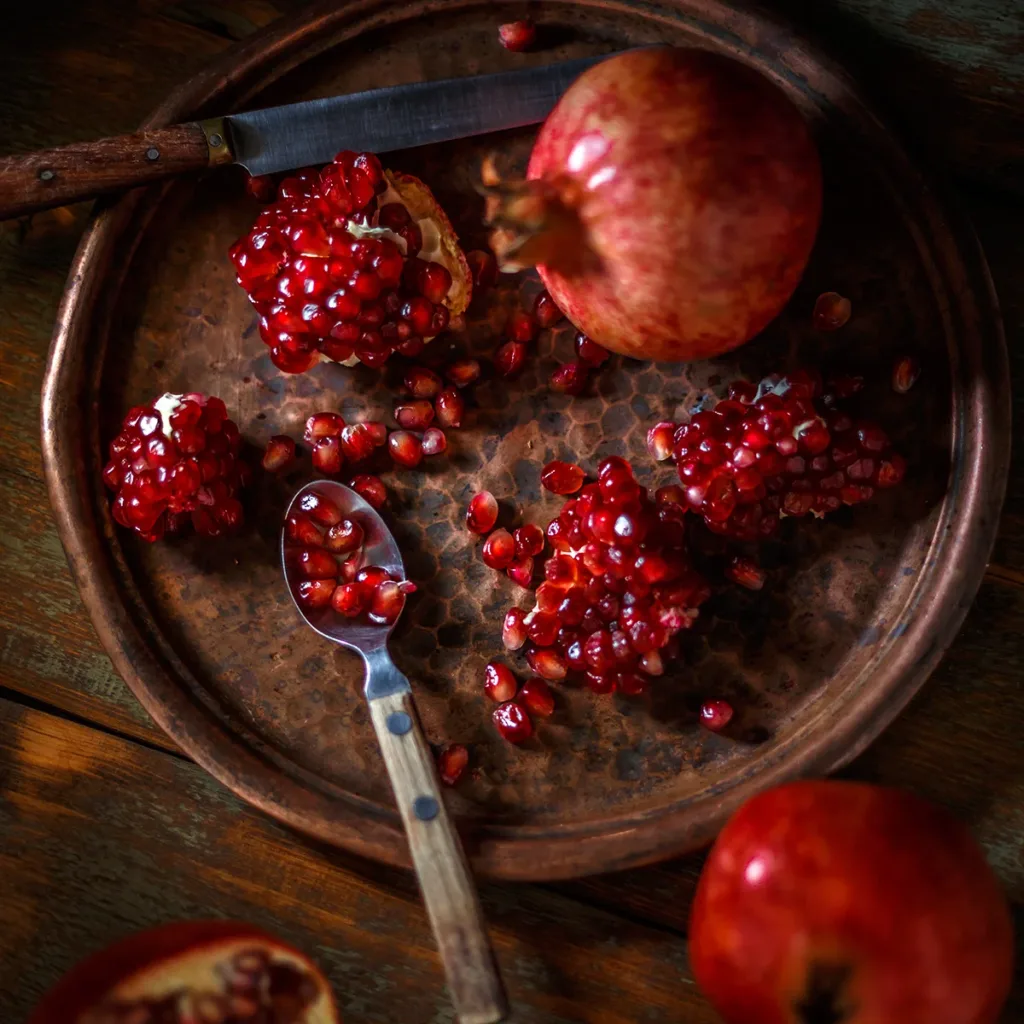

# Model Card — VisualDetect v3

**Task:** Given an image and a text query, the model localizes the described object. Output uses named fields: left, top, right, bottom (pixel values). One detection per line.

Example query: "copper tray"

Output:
left=41, top=0, right=1009, bottom=880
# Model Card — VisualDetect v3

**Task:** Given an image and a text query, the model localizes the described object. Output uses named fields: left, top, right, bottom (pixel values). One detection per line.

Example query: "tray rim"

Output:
left=40, top=0, right=1011, bottom=880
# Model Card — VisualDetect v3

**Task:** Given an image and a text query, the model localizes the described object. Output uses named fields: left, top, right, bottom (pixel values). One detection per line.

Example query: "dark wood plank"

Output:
left=0, top=696, right=719, bottom=1024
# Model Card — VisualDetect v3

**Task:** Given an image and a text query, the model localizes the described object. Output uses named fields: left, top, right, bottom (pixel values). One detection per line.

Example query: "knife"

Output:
left=0, top=54, right=608, bottom=221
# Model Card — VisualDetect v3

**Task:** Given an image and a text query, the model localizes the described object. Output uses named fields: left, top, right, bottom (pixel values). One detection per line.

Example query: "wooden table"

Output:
left=1, top=2, right=1021, bottom=1021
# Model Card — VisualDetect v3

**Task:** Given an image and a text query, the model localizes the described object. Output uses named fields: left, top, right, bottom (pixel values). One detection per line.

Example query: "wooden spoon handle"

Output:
left=369, top=690, right=509, bottom=1024
left=0, top=120, right=231, bottom=220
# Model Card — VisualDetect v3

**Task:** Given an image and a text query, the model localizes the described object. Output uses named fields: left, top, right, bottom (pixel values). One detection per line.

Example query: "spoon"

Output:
left=282, top=479, right=508, bottom=1024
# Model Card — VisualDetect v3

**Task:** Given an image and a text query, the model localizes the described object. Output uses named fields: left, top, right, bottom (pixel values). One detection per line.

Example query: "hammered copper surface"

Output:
left=41, top=0, right=1010, bottom=879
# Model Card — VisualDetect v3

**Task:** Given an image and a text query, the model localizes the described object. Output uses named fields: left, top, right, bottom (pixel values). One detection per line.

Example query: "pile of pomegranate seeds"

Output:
left=230, top=150, right=469, bottom=373
left=102, top=392, right=249, bottom=542
left=658, top=371, right=906, bottom=541
left=284, top=490, right=414, bottom=625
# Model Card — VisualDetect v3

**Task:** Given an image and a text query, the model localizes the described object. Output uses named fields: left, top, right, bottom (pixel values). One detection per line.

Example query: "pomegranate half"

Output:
left=487, top=47, right=822, bottom=362
left=29, top=920, right=340, bottom=1024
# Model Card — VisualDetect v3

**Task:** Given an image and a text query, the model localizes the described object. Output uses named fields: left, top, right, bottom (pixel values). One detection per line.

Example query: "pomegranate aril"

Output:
left=647, top=422, right=675, bottom=461
left=339, top=423, right=376, bottom=462
left=494, top=339, right=527, bottom=377
left=726, top=556, right=766, bottom=591
left=245, top=172, right=276, bottom=203
left=395, top=399, right=435, bottom=430
left=617, top=671, right=648, bottom=696
left=482, top=528, right=516, bottom=570
left=541, top=460, right=585, bottom=495
left=404, top=366, right=443, bottom=399
left=503, top=607, right=528, bottom=650
left=331, top=581, right=369, bottom=616
left=507, top=556, right=534, bottom=588
left=299, top=490, right=343, bottom=526
left=388, top=430, right=423, bottom=468
left=513, top=524, right=544, bottom=558
left=369, top=579, right=411, bottom=624
left=484, top=661, right=518, bottom=703
left=493, top=701, right=533, bottom=743
left=304, top=412, right=345, bottom=444
left=892, top=355, right=920, bottom=393
left=435, top=388, right=464, bottom=428
left=297, top=579, right=336, bottom=609
left=550, top=361, right=588, bottom=395
left=348, top=474, right=387, bottom=509
left=466, top=490, right=499, bottom=534
left=324, top=518, right=364, bottom=555
left=574, top=332, right=609, bottom=367
left=525, top=646, right=567, bottom=681
left=700, top=699, right=734, bottom=731
left=363, top=420, right=388, bottom=446
left=438, top=743, right=469, bottom=785
left=446, top=358, right=481, bottom=388
left=812, top=291, right=851, bottom=331
left=421, top=427, right=448, bottom=456
left=526, top=611, right=559, bottom=647
left=498, top=19, right=536, bottom=52
left=520, top=677, right=555, bottom=717
left=295, top=547, right=339, bottom=579
left=875, top=452, right=907, bottom=488
left=856, top=422, right=890, bottom=452
left=532, top=290, right=562, bottom=328
left=507, top=310, right=537, bottom=343
left=466, top=249, right=498, bottom=290
left=312, top=436, right=344, bottom=474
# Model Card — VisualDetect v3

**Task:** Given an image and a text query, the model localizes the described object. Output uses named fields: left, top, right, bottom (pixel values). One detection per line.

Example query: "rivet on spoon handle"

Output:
left=369, top=688, right=509, bottom=1024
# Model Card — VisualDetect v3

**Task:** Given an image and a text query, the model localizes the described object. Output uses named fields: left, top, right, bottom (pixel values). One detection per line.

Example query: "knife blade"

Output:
left=0, top=52, right=616, bottom=221
left=228, top=53, right=613, bottom=176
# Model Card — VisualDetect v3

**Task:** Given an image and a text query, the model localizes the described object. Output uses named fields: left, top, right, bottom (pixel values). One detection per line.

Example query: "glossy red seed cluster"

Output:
left=229, top=150, right=456, bottom=373
left=661, top=372, right=906, bottom=540
left=496, top=457, right=710, bottom=698
left=284, top=491, right=414, bottom=625
left=102, top=393, right=249, bottom=542
left=483, top=660, right=552, bottom=744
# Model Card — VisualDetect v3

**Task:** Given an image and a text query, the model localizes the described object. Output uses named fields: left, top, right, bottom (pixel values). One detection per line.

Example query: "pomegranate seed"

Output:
left=503, top=607, right=528, bottom=650
left=700, top=699, right=734, bottom=731
left=404, top=366, right=443, bottom=398
left=339, top=423, right=375, bottom=462
left=421, top=427, right=447, bottom=456
left=875, top=452, right=907, bottom=488
left=312, top=436, right=344, bottom=475
left=513, top=524, right=545, bottom=558
left=348, top=474, right=387, bottom=509
left=574, top=332, right=609, bottom=367
left=419, top=262, right=453, bottom=303
left=331, top=581, right=369, bottom=616
left=892, top=355, right=920, bottom=394
left=484, top=661, right=518, bottom=703
left=526, top=611, right=559, bottom=647
left=438, top=743, right=469, bottom=785
left=294, top=547, right=339, bottom=579
left=813, top=291, right=851, bottom=331
left=285, top=512, right=323, bottom=546
left=324, top=518, right=364, bottom=555
left=395, top=399, right=435, bottom=431
left=296, top=578, right=336, bottom=609
left=435, top=388, right=465, bottom=428
left=640, top=650, right=664, bottom=676
left=388, top=430, right=423, bottom=468
left=466, top=249, right=498, bottom=290
left=494, top=339, right=527, bottom=377
left=446, top=358, right=481, bottom=388
left=299, top=490, right=343, bottom=526
left=466, top=491, right=499, bottom=534
left=532, top=291, right=562, bottom=328
left=646, top=422, right=675, bottom=461
left=520, top=677, right=555, bottom=717
left=525, top=646, right=567, bottom=681
left=304, top=411, right=345, bottom=444
left=498, top=19, right=536, bottom=52
left=507, top=310, right=537, bottom=343
left=493, top=701, right=533, bottom=743
left=655, top=485, right=686, bottom=507
left=541, top=460, right=584, bottom=495
left=550, top=361, right=588, bottom=395
left=370, top=579, right=410, bottom=625
left=856, top=422, right=890, bottom=452
left=245, top=173, right=276, bottom=203
left=506, top=556, right=534, bottom=588
left=262, top=434, right=296, bottom=472
left=482, top=528, right=516, bottom=569
left=363, top=420, right=388, bottom=446
left=726, top=556, right=766, bottom=591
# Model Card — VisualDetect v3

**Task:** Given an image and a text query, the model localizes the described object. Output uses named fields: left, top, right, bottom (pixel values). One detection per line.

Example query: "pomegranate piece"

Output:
left=482, top=528, right=516, bottom=570
left=498, top=19, right=536, bottom=52
left=404, top=366, right=443, bottom=398
left=435, top=387, right=465, bottom=428
left=388, top=430, right=424, bottom=468
left=494, top=338, right=528, bottom=377
left=446, top=358, right=482, bottom=388
left=102, top=393, right=248, bottom=542
left=700, top=699, right=734, bottom=731
left=395, top=399, right=435, bottom=430
left=725, top=556, right=765, bottom=591
left=231, top=152, right=472, bottom=372
left=532, top=289, right=562, bottom=328
left=262, top=434, right=296, bottom=472
left=484, top=661, right=518, bottom=703
left=348, top=474, right=387, bottom=509
left=296, top=578, right=337, bottom=609
left=507, top=310, right=538, bottom=343
left=646, top=421, right=675, bottom=462
left=438, top=743, right=469, bottom=785
left=550, top=361, right=588, bottom=395
left=525, top=646, right=567, bottom=681
left=466, top=490, right=499, bottom=534
left=519, top=676, right=555, bottom=717
left=574, top=331, right=609, bottom=367
left=506, top=556, right=534, bottom=588
left=513, top=524, right=545, bottom=558
left=502, top=607, right=528, bottom=650
left=813, top=290, right=852, bottom=330
left=421, top=427, right=447, bottom=456
left=304, top=411, right=345, bottom=444
left=892, top=355, right=921, bottom=393
left=466, top=248, right=498, bottom=290
left=541, top=460, right=585, bottom=495
left=323, top=517, right=364, bottom=555
left=27, top=920, right=341, bottom=1024
left=492, top=701, right=533, bottom=743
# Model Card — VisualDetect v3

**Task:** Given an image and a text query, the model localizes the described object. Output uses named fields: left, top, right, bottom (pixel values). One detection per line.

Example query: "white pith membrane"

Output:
left=77, top=938, right=335, bottom=1024
left=153, top=392, right=183, bottom=439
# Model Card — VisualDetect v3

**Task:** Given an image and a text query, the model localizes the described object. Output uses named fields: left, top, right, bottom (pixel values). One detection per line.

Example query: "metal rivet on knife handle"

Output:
left=198, top=117, right=233, bottom=167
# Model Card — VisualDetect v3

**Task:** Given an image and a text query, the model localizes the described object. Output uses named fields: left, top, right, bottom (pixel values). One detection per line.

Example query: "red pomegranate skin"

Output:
left=527, top=48, right=822, bottom=361
left=689, top=781, right=1013, bottom=1024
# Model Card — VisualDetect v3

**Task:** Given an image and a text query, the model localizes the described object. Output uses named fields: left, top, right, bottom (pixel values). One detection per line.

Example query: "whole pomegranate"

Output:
left=28, top=920, right=340, bottom=1023
left=690, top=781, right=1013, bottom=1024
left=487, top=48, right=822, bottom=361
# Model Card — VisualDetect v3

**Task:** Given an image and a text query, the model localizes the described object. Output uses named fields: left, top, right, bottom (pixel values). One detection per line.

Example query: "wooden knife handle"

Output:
left=370, top=690, right=509, bottom=1024
left=0, top=120, right=232, bottom=220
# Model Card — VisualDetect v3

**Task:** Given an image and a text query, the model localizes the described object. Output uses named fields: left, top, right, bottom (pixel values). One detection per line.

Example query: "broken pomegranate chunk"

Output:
left=102, top=393, right=249, bottom=542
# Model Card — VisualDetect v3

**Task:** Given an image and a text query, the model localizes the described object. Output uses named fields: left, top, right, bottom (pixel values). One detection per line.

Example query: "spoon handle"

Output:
left=369, top=690, right=509, bottom=1024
